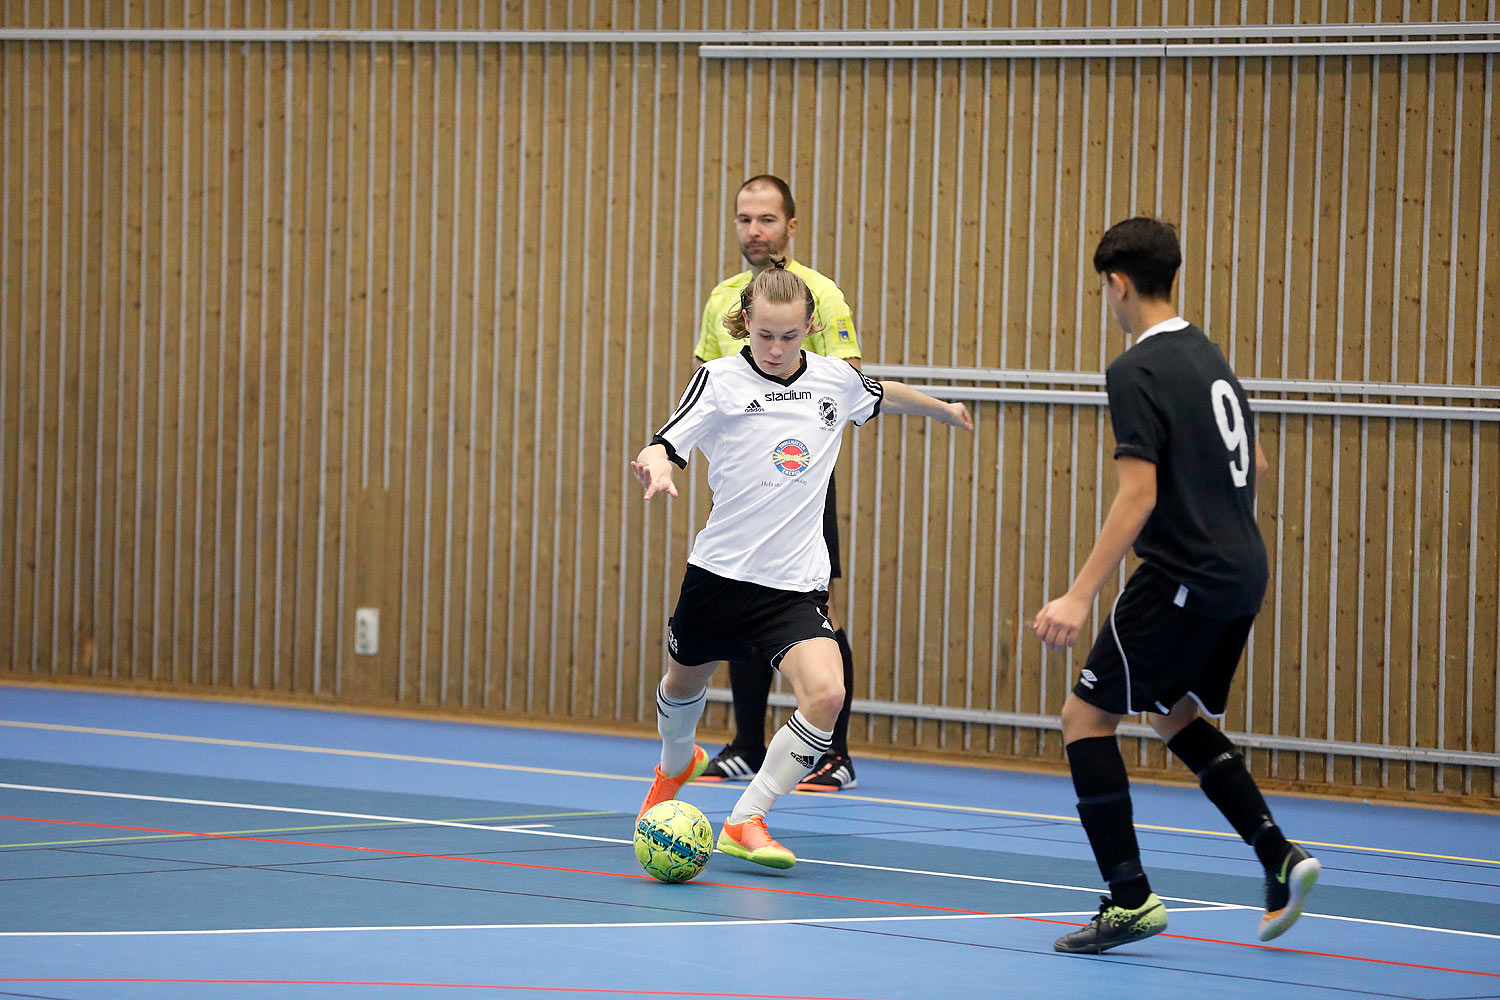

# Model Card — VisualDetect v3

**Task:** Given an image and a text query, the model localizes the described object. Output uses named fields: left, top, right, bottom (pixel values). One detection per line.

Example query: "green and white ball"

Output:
left=634, top=800, right=713, bottom=883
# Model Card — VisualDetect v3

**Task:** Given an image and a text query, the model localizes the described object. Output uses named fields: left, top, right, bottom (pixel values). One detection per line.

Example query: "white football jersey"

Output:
left=653, top=348, right=883, bottom=592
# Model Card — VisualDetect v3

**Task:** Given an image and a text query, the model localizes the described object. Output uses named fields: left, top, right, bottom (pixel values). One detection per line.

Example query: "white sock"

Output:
left=657, top=682, right=707, bottom=775
left=729, top=710, right=832, bottom=823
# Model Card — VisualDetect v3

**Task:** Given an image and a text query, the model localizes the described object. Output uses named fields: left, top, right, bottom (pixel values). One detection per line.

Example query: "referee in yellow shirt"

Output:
left=693, top=174, right=862, bottom=792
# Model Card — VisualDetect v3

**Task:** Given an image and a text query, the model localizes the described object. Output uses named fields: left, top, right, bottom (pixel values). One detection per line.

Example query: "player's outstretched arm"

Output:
left=1033, top=456, right=1156, bottom=651
left=631, top=443, right=679, bottom=500
left=877, top=380, right=974, bottom=432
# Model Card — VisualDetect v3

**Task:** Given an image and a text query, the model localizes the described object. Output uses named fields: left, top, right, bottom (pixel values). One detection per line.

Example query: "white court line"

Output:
left=4, top=782, right=1499, bottom=942
left=0, top=906, right=1237, bottom=938
left=797, top=855, right=1254, bottom=909
left=6, top=719, right=1497, bottom=868
left=0, top=783, right=621, bottom=845
left=0, top=719, right=640, bottom=782
left=0, top=782, right=1223, bottom=904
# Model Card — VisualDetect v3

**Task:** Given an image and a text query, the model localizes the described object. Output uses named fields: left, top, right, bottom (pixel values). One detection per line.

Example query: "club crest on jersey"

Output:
left=772, top=438, right=812, bottom=477
left=817, top=396, right=837, bottom=428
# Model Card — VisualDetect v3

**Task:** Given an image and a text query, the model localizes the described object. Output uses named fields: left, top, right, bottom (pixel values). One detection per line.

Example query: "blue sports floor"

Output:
left=1, top=684, right=1497, bottom=999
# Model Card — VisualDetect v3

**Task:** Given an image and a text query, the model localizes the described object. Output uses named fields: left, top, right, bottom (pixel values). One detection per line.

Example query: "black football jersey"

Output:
left=1105, top=322, right=1269, bottom=618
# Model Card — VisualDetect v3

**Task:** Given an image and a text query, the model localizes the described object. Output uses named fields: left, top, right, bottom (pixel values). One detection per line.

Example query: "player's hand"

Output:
left=631, top=450, right=678, bottom=500
left=945, top=402, right=974, bottom=433
left=1033, top=593, right=1090, bottom=651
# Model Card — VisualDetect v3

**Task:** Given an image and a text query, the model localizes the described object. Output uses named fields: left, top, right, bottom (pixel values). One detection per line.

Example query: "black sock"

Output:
left=727, top=655, right=773, bottom=758
left=1167, top=718, right=1289, bottom=869
left=1066, top=736, right=1151, bottom=909
left=831, top=628, right=855, bottom=757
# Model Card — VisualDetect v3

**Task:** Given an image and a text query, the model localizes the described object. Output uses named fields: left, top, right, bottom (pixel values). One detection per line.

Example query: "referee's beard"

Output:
left=742, top=242, right=787, bottom=272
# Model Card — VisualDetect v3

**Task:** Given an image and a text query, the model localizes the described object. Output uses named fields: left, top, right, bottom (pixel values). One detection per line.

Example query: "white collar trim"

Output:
left=1134, top=316, right=1190, bottom=345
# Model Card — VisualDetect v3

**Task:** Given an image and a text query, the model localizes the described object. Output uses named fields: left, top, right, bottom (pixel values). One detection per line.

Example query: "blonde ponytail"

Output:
left=722, top=256, right=823, bottom=340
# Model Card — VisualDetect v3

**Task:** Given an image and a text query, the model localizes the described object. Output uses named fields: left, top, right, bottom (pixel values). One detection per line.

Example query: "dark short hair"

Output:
left=1092, top=217, right=1181, bottom=301
left=737, top=174, right=796, bottom=220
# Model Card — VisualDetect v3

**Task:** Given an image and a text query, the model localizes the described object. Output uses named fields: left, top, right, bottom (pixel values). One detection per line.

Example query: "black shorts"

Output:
left=1073, top=566, right=1255, bottom=718
left=823, top=476, right=841, bottom=580
left=667, top=564, right=833, bottom=669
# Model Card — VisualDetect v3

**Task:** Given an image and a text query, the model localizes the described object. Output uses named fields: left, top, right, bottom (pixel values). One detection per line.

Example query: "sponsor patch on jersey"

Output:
left=765, top=389, right=812, bottom=401
left=772, top=438, right=812, bottom=477
left=817, top=396, right=838, bottom=428
left=743, top=399, right=766, bottom=414
left=837, top=325, right=851, bottom=341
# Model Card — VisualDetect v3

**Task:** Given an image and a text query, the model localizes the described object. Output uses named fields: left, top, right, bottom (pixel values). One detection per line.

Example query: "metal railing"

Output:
left=709, top=689, right=1500, bottom=768
left=865, top=365, right=1500, bottom=422
left=4, top=23, right=1497, bottom=56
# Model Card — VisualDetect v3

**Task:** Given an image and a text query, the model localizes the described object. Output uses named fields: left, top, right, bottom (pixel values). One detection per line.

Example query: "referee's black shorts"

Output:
left=667, top=565, right=833, bottom=669
left=823, top=476, right=841, bottom=580
left=1073, top=566, right=1255, bottom=718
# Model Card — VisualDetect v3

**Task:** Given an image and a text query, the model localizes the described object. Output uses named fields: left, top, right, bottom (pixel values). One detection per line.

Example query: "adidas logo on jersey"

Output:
left=744, top=399, right=767, bottom=414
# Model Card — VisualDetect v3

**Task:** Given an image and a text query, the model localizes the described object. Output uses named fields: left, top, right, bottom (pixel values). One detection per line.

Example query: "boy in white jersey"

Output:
left=632, top=259, right=972, bottom=868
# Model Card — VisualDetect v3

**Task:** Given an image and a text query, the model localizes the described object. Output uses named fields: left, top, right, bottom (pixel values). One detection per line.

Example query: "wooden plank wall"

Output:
left=1, top=0, right=1496, bottom=804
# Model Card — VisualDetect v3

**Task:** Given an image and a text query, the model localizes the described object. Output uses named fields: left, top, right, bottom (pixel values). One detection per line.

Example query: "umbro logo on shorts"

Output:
left=743, top=399, right=766, bottom=413
left=1079, top=668, right=1097, bottom=689
left=791, top=752, right=816, bottom=769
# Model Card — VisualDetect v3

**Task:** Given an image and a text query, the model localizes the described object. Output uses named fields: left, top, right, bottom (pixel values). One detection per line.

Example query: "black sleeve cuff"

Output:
left=1112, top=443, right=1158, bottom=463
left=651, top=434, right=687, bottom=469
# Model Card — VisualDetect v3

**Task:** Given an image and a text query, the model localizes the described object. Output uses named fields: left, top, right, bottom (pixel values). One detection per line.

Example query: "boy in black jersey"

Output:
left=1034, top=217, right=1319, bottom=954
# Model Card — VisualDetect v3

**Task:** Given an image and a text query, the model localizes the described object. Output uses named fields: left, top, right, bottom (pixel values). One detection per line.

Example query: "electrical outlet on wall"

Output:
left=354, top=608, right=380, bottom=655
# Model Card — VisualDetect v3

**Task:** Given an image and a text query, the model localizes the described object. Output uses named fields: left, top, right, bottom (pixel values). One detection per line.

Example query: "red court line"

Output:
left=1014, top=915, right=1500, bottom=979
left=0, top=814, right=984, bottom=915
left=0, top=983, right=888, bottom=999
left=7, top=815, right=1497, bottom=981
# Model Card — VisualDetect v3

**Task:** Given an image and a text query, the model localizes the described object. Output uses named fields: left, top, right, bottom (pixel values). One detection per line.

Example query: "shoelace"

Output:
left=1090, top=896, right=1113, bottom=924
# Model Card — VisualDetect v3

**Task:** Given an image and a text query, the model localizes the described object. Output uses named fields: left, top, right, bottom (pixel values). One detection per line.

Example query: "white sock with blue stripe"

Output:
left=728, top=710, right=832, bottom=823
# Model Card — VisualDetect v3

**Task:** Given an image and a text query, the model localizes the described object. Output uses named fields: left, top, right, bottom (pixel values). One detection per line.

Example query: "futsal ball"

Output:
left=634, top=799, right=713, bottom=883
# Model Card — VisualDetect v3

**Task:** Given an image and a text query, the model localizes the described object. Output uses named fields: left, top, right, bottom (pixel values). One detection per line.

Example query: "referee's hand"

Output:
left=1033, top=593, right=1088, bottom=651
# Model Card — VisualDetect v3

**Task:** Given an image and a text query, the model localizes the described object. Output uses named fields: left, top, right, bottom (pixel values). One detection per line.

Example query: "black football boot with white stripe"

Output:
left=697, top=744, right=763, bottom=782
left=796, top=752, right=857, bottom=792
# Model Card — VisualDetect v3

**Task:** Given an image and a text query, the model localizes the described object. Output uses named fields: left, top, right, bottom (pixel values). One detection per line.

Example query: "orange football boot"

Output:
left=717, top=815, right=795, bottom=869
left=636, top=745, right=710, bottom=821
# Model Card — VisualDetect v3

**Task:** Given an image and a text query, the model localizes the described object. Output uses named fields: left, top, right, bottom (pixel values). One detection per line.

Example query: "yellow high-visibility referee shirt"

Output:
left=693, top=258, right=862, bottom=362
